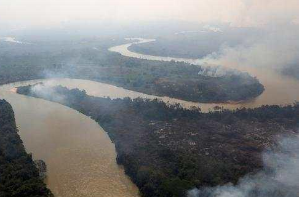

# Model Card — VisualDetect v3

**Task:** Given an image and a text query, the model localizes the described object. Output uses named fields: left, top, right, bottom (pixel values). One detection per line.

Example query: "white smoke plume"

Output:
left=0, top=36, right=31, bottom=44
left=200, top=23, right=299, bottom=78
left=188, top=134, right=299, bottom=197
left=30, top=82, right=66, bottom=103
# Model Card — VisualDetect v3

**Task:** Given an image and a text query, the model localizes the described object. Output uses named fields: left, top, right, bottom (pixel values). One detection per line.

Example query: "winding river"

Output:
left=109, top=38, right=299, bottom=111
left=0, top=80, right=140, bottom=197
left=1, top=37, right=299, bottom=196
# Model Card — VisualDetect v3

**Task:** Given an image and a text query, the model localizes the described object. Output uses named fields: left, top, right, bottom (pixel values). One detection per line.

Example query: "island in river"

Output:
left=0, top=37, right=264, bottom=103
left=0, top=99, right=52, bottom=197
left=17, top=84, right=299, bottom=197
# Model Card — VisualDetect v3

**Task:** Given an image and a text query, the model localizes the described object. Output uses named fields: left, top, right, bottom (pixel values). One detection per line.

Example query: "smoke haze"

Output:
left=1, top=0, right=299, bottom=27
left=2, top=0, right=299, bottom=77
left=188, top=134, right=299, bottom=197
left=199, top=23, right=299, bottom=78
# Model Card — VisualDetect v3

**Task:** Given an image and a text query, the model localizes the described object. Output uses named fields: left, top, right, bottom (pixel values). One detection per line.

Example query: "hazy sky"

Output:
left=0, top=0, right=298, bottom=27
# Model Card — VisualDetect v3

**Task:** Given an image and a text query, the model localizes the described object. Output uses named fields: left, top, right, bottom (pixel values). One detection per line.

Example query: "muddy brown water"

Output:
left=0, top=80, right=140, bottom=197
left=0, top=38, right=299, bottom=196
left=109, top=38, right=299, bottom=111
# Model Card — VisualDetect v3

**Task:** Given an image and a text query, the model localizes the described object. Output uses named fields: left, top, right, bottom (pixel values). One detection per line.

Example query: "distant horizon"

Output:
left=1, top=0, right=299, bottom=28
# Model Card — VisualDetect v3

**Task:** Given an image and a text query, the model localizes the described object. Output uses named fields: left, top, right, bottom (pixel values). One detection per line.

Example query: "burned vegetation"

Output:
left=18, top=85, right=299, bottom=197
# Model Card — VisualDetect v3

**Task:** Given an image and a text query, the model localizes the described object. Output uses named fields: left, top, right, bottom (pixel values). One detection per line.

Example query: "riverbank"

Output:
left=0, top=99, right=52, bottom=197
left=109, top=38, right=299, bottom=110
left=0, top=37, right=264, bottom=103
left=0, top=81, right=140, bottom=197
left=17, top=84, right=299, bottom=197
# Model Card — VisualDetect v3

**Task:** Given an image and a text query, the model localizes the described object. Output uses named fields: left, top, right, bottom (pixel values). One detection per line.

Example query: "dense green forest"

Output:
left=17, top=84, right=299, bottom=197
left=0, top=38, right=264, bottom=102
left=0, top=100, right=52, bottom=197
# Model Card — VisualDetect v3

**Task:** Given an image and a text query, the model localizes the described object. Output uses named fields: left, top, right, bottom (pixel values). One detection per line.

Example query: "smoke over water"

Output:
left=188, top=135, right=299, bottom=197
left=198, top=24, right=299, bottom=80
